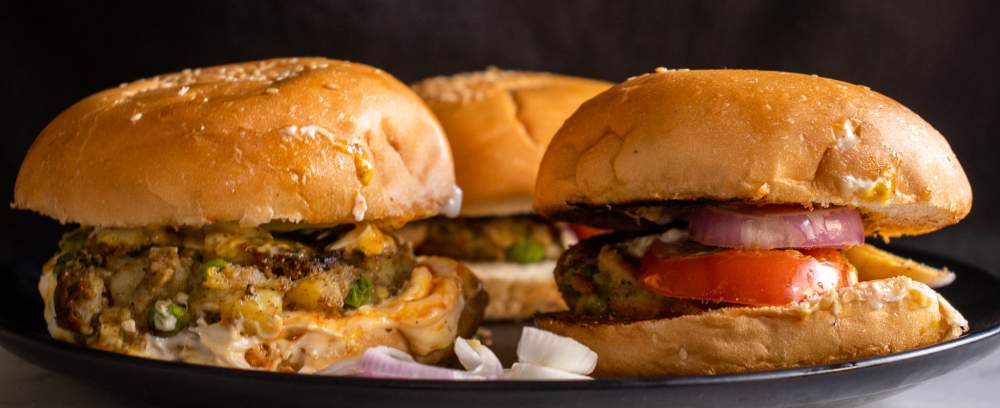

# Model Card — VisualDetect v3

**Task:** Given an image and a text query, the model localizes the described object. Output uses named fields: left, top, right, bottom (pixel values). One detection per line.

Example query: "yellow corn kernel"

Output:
left=221, top=289, right=284, bottom=336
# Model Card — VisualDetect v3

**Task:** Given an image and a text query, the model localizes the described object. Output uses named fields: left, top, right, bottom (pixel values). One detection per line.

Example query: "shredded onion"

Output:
left=336, top=346, right=484, bottom=380
left=688, top=206, right=864, bottom=249
left=454, top=338, right=503, bottom=379
left=516, top=327, right=597, bottom=375
left=316, top=328, right=597, bottom=381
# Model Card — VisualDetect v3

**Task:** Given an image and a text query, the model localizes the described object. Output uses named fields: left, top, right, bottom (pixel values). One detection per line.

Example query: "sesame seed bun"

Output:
left=536, top=276, right=968, bottom=376
left=534, top=69, right=972, bottom=237
left=411, top=69, right=608, bottom=320
left=413, top=68, right=610, bottom=217
left=14, top=57, right=457, bottom=228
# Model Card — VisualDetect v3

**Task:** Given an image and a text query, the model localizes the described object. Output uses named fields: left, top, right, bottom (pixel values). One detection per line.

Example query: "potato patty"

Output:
left=50, top=224, right=415, bottom=347
left=407, top=215, right=564, bottom=263
left=554, top=231, right=722, bottom=320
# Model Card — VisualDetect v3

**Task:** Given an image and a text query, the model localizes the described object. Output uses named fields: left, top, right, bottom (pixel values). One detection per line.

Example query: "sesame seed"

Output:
left=654, top=67, right=668, bottom=73
left=410, top=68, right=536, bottom=103
left=299, top=124, right=334, bottom=139
left=115, top=59, right=332, bottom=101
left=280, top=125, right=299, bottom=137
left=130, top=113, right=143, bottom=122
left=265, top=87, right=279, bottom=94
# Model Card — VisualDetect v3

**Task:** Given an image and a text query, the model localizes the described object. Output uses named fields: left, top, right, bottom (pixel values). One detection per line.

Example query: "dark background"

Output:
left=2, top=0, right=998, bottom=272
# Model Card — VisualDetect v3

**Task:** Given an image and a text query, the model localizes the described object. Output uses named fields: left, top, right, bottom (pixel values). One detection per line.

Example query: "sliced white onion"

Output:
left=516, top=327, right=597, bottom=375
left=316, top=328, right=599, bottom=381
left=505, top=362, right=593, bottom=380
left=454, top=338, right=504, bottom=379
left=688, top=206, right=864, bottom=249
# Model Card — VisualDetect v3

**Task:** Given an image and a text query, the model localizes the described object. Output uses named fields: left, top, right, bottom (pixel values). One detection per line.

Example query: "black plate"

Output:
left=2, top=248, right=999, bottom=408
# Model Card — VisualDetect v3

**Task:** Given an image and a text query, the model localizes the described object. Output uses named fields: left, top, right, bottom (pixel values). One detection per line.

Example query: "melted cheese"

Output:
left=327, top=224, right=393, bottom=256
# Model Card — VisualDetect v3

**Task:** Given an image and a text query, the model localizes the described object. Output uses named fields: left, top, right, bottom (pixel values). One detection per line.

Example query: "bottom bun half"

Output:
left=536, top=276, right=967, bottom=376
left=466, top=261, right=567, bottom=320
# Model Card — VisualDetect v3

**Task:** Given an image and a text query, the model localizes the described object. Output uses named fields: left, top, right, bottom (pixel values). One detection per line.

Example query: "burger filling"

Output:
left=403, top=215, right=566, bottom=264
left=555, top=205, right=877, bottom=320
left=42, top=223, right=480, bottom=371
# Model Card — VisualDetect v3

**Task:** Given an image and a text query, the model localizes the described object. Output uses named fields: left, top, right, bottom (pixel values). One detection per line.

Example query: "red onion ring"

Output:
left=688, top=206, right=864, bottom=249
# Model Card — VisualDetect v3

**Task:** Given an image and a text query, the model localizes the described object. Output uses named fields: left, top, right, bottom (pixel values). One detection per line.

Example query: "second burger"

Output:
left=408, top=69, right=611, bottom=320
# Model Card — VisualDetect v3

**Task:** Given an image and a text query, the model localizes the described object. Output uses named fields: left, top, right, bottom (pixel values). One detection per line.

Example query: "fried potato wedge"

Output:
left=844, top=244, right=955, bottom=288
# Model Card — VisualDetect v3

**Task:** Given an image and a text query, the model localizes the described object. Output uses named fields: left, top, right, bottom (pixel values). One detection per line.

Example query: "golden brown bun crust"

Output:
left=536, top=277, right=968, bottom=376
left=413, top=69, right=610, bottom=216
left=534, top=69, right=972, bottom=236
left=15, top=58, right=456, bottom=227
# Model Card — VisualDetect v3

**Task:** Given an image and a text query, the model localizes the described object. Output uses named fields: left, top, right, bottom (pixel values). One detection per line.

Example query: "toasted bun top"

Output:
left=534, top=69, right=972, bottom=236
left=15, top=58, right=458, bottom=228
left=413, top=69, right=610, bottom=216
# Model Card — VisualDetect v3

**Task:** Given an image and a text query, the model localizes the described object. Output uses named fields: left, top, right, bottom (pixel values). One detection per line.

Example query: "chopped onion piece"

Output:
left=317, top=328, right=598, bottom=381
left=688, top=206, right=865, bottom=249
left=516, top=327, right=597, bottom=375
left=505, top=362, right=592, bottom=380
left=454, top=338, right=504, bottom=379
left=342, top=346, right=483, bottom=380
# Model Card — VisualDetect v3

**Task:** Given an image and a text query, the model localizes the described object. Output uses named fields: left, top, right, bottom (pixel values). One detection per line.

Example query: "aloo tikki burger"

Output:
left=533, top=68, right=971, bottom=376
left=409, top=69, right=611, bottom=320
left=13, top=58, right=485, bottom=372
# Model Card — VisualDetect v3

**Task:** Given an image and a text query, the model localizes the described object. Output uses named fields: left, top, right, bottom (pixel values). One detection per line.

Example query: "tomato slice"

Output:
left=639, top=244, right=853, bottom=306
left=568, top=224, right=610, bottom=240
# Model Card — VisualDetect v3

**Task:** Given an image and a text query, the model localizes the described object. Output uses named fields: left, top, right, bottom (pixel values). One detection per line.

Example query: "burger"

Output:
left=533, top=69, right=971, bottom=376
left=13, top=58, right=485, bottom=372
left=408, top=69, right=610, bottom=320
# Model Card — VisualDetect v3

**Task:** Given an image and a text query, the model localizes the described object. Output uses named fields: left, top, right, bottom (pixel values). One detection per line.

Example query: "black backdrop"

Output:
left=2, top=0, right=999, bottom=273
